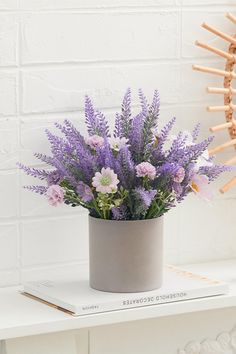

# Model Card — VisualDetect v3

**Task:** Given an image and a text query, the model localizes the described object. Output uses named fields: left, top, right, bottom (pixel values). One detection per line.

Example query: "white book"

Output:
left=22, top=265, right=229, bottom=316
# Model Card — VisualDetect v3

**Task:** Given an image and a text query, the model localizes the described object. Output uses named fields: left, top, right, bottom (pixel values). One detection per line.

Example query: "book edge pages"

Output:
left=21, top=292, right=74, bottom=315
left=21, top=282, right=229, bottom=317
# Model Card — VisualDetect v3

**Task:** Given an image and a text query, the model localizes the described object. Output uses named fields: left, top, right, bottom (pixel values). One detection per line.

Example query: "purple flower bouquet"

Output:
left=18, top=89, right=229, bottom=221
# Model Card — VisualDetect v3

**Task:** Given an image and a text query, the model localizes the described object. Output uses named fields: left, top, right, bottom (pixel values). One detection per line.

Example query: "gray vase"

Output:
left=89, top=215, right=164, bottom=293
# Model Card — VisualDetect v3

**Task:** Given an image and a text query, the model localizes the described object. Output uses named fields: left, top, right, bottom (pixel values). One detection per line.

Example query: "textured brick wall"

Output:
left=1, top=0, right=236, bottom=287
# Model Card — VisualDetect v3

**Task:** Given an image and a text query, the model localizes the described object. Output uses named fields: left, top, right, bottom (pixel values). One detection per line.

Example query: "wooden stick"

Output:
left=226, top=12, right=236, bottom=25
left=207, top=86, right=236, bottom=94
left=224, top=155, right=236, bottom=165
left=210, top=121, right=233, bottom=132
left=195, top=40, right=234, bottom=60
left=192, top=64, right=236, bottom=78
left=202, top=22, right=236, bottom=45
left=220, top=176, right=236, bottom=193
left=207, top=104, right=236, bottom=112
left=209, top=138, right=236, bottom=155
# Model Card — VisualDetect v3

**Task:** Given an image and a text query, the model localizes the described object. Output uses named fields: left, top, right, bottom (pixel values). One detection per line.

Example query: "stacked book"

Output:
left=22, top=265, right=228, bottom=316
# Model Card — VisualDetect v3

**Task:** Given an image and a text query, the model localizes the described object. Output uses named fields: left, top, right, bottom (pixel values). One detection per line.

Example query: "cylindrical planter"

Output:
left=89, top=215, right=163, bottom=293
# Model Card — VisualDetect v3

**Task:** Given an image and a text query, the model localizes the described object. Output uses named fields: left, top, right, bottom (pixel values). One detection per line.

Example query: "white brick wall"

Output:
left=1, top=0, right=236, bottom=287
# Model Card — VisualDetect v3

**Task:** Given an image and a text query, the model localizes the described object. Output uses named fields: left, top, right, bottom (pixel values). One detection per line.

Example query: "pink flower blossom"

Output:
left=92, top=167, right=119, bottom=193
left=85, top=135, right=104, bottom=149
left=190, top=174, right=213, bottom=201
left=173, top=167, right=185, bottom=183
left=135, top=162, right=156, bottom=180
left=46, top=185, right=64, bottom=206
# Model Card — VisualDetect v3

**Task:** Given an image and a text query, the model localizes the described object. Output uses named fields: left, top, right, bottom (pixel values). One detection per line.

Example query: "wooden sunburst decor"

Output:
left=193, top=12, right=236, bottom=193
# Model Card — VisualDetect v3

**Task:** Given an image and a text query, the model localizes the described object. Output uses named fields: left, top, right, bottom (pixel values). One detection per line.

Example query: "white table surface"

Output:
left=1, top=259, right=236, bottom=340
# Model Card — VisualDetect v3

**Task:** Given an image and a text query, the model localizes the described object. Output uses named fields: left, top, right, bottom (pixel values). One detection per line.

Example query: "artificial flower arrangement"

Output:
left=18, top=89, right=229, bottom=220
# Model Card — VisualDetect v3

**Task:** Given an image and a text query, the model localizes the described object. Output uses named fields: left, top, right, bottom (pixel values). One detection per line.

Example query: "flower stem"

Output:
left=92, top=199, right=103, bottom=218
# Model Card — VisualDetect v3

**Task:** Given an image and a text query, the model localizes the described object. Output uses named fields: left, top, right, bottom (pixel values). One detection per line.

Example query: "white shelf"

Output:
left=1, top=259, right=236, bottom=340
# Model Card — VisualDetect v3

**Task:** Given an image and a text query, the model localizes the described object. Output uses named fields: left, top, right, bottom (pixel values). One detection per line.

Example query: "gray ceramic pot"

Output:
left=89, top=215, right=163, bottom=293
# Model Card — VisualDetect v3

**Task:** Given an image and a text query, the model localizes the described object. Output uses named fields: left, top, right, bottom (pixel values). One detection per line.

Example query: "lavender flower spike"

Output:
left=18, top=89, right=230, bottom=219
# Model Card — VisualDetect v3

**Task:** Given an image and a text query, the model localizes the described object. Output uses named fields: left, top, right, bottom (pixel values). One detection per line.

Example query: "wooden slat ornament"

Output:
left=193, top=13, right=236, bottom=192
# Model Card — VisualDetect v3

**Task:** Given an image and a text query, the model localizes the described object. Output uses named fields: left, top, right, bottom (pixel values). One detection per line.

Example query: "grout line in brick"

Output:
left=18, top=209, right=88, bottom=222
left=21, top=259, right=89, bottom=271
left=0, top=266, right=22, bottom=272
left=0, top=7, right=181, bottom=14
left=180, top=0, right=184, bottom=106
left=18, top=57, right=222, bottom=70
left=0, top=100, right=221, bottom=126
left=16, top=7, right=23, bottom=283
left=0, top=5, right=234, bottom=13
left=17, top=102, right=218, bottom=118
left=0, top=57, right=223, bottom=72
